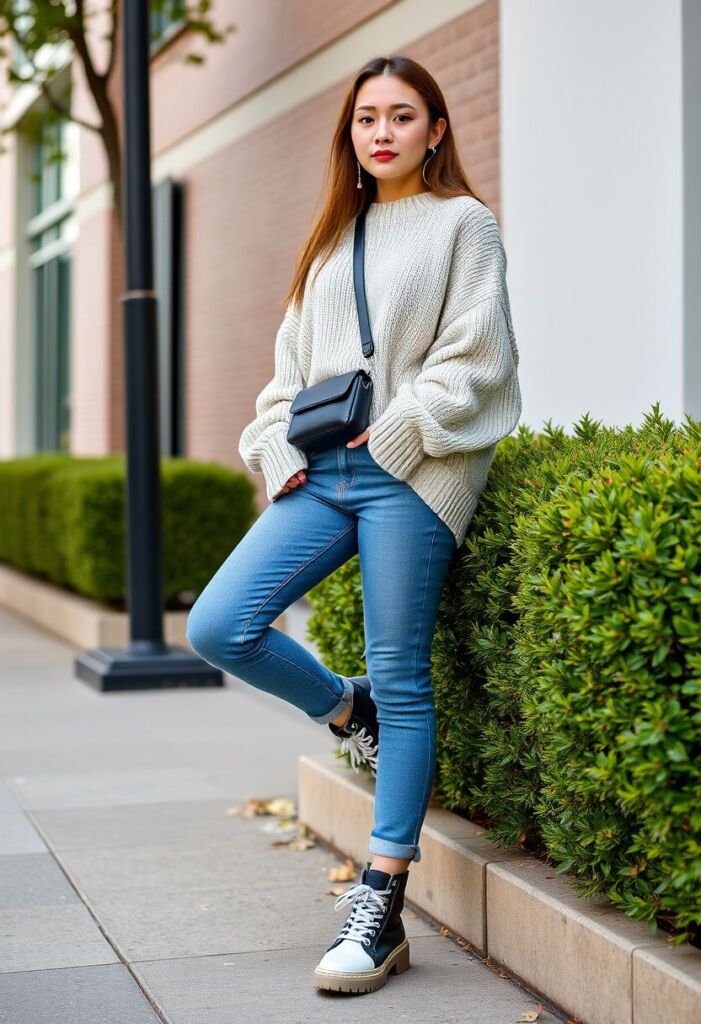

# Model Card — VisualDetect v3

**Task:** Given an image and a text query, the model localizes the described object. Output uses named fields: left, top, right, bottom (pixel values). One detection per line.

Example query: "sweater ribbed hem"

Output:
left=259, top=430, right=309, bottom=501
left=368, top=448, right=493, bottom=548
left=408, top=459, right=479, bottom=548
left=367, top=398, right=423, bottom=480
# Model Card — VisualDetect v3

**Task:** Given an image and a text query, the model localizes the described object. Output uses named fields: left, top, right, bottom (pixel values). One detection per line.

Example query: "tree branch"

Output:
left=104, top=1, right=118, bottom=83
left=11, top=26, right=102, bottom=134
left=38, top=78, right=101, bottom=134
left=66, top=0, right=103, bottom=99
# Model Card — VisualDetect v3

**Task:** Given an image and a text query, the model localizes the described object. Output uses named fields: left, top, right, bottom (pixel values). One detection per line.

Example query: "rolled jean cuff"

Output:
left=309, top=674, right=354, bottom=725
left=368, top=834, right=422, bottom=863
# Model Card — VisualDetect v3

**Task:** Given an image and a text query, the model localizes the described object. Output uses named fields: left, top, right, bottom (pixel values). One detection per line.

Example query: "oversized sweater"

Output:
left=238, top=191, right=522, bottom=548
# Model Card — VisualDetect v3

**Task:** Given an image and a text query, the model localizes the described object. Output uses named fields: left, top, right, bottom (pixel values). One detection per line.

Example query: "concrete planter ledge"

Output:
left=0, top=562, right=188, bottom=648
left=298, top=752, right=701, bottom=1024
left=0, top=561, right=288, bottom=650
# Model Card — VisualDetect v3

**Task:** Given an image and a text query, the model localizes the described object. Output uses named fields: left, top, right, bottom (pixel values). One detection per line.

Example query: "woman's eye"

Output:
left=358, top=114, right=412, bottom=124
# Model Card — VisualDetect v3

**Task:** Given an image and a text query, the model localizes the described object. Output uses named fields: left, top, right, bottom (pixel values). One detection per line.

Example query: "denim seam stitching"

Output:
left=236, top=641, right=350, bottom=709
left=240, top=522, right=356, bottom=644
left=336, top=446, right=343, bottom=504
left=411, top=516, right=439, bottom=853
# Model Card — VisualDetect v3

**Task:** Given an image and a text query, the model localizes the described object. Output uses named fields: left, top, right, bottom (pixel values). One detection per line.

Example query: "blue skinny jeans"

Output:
left=185, top=441, right=457, bottom=863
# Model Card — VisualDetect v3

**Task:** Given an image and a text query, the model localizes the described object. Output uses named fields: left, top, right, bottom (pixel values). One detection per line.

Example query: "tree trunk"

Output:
left=100, top=100, right=122, bottom=222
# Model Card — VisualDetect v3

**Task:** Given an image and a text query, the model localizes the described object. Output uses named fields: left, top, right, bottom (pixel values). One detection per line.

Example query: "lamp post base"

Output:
left=74, top=645, right=224, bottom=692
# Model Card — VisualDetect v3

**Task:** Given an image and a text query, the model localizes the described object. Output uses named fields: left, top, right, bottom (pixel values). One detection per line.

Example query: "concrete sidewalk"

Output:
left=0, top=604, right=569, bottom=1023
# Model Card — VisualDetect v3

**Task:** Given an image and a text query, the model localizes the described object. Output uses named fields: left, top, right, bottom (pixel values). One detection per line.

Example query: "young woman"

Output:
left=186, top=54, right=522, bottom=995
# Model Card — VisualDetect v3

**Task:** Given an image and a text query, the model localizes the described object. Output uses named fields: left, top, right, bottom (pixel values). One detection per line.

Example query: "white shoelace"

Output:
left=339, top=727, right=378, bottom=774
left=334, top=882, right=391, bottom=945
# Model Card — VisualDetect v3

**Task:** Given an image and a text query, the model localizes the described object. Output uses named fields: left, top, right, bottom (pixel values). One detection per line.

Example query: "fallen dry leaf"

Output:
left=266, top=797, right=297, bottom=817
left=224, top=794, right=315, bottom=853
left=225, top=798, right=267, bottom=817
left=242, top=799, right=270, bottom=817
left=288, top=837, right=316, bottom=851
left=260, top=818, right=297, bottom=835
left=267, top=825, right=316, bottom=850
left=225, top=796, right=297, bottom=818
left=326, top=886, right=349, bottom=896
left=516, top=1008, right=543, bottom=1022
left=328, top=859, right=357, bottom=882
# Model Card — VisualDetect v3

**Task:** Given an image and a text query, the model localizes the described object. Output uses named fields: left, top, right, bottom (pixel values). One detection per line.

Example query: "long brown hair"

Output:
left=282, top=54, right=486, bottom=312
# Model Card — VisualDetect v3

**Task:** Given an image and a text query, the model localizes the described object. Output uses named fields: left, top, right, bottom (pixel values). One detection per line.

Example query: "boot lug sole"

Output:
left=313, top=938, right=410, bottom=993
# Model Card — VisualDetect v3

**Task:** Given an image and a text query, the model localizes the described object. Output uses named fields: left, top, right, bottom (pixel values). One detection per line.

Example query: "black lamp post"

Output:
left=75, top=0, right=222, bottom=691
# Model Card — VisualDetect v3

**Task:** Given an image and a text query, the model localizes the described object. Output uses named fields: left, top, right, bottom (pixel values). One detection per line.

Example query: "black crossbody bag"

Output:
left=286, top=208, right=374, bottom=454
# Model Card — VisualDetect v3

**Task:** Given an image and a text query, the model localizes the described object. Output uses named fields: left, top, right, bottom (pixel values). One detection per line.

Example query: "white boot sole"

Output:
left=313, top=938, right=410, bottom=994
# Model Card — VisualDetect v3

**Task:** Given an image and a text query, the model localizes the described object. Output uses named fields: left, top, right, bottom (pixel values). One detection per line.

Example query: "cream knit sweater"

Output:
left=238, top=191, right=522, bottom=547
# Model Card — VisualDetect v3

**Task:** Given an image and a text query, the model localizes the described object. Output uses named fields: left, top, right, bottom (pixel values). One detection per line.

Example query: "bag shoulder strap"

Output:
left=353, top=209, right=374, bottom=359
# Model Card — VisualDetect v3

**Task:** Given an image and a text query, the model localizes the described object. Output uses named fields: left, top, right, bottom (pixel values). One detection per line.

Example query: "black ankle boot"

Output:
left=314, top=860, right=411, bottom=994
left=328, top=675, right=379, bottom=776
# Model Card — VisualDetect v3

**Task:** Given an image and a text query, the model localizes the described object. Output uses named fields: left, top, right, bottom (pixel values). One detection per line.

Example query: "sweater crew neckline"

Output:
left=367, top=191, right=439, bottom=212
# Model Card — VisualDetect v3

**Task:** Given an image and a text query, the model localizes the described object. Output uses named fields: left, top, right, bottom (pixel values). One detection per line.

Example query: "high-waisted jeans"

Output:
left=185, top=441, right=457, bottom=863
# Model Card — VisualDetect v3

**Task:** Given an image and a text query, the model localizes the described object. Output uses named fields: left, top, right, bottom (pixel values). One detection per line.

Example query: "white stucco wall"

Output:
left=500, top=0, right=688, bottom=434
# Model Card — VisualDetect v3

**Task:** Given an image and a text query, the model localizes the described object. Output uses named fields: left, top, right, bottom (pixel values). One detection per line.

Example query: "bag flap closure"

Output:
left=289, top=371, right=359, bottom=414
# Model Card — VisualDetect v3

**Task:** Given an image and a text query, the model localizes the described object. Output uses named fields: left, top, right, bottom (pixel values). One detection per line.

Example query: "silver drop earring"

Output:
left=422, top=146, right=437, bottom=185
left=357, top=159, right=363, bottom=189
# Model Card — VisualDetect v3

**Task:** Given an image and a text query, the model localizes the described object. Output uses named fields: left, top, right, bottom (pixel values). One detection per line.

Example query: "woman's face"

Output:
left=350, top=75, right=444, bottom=191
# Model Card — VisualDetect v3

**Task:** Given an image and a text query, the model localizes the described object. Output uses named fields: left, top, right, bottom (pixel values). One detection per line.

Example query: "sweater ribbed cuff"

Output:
left=259, top=430, right=309, bottom=501
left=367, top=398, right=424, bottom=480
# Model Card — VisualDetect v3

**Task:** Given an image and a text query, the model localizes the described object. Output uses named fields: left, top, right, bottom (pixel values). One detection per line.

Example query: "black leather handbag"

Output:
left=286, top=207, right=374, bottom=454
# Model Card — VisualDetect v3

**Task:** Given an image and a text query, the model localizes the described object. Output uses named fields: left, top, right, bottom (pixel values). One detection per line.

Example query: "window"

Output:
left=150, top=1, right=187, bottom=54
left=10, top=0, right=33, bottom=79
left=27, top=115, right=76, bottom=452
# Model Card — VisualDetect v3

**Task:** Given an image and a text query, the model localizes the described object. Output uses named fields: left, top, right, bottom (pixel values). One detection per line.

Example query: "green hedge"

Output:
left=0, top=453, right=256, bottom=606
left=306, top=403, right=701, bottom=947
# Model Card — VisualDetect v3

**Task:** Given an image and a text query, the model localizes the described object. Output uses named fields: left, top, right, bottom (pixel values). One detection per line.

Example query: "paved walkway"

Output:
left=0, top=604, right=569, bottom=1023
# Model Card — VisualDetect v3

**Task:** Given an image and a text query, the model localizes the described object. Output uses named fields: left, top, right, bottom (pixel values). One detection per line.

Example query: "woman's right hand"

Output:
left=272, top=470, right=307, bottom=501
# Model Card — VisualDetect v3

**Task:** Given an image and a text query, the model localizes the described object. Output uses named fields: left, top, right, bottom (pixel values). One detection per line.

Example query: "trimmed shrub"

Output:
left=519, top=432, right=701, bottom=944
left=0, top=453, right=256, bottom=606
left=306, top=403, right=701, bottom=946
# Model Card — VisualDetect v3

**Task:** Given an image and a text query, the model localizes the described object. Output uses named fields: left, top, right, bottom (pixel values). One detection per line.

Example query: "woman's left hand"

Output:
left=346, top=428, right=370, bottom=448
